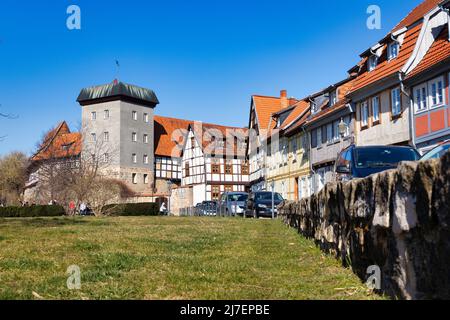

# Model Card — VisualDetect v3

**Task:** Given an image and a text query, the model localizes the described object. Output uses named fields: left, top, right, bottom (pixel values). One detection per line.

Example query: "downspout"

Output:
left=399, top=72, right=416, bottom=148
left=307, top=96, right=317, bottom=195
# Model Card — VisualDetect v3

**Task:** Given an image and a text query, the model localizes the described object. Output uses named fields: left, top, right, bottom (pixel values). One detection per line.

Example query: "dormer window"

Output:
left=330, top=89, right=338, bottom=106
left=368, top=55, right=378, bottom=71
left=388, top=42, right=399, bottom=60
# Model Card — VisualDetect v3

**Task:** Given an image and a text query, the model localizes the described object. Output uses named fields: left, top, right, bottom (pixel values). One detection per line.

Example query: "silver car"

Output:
left=217, top=192, right=248, bottom=216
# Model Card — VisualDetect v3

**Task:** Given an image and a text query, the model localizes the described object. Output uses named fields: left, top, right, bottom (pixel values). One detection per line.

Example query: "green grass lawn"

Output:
left=0, top=216, right=382, bottom=300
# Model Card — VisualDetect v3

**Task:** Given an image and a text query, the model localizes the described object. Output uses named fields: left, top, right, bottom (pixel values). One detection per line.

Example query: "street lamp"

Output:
left=338, top=118, right=348, bottom=138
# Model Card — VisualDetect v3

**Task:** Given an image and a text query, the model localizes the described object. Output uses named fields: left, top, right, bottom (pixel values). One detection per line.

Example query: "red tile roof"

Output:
left=154, top=115, right=193, bottom=158
left=350, top=22, right=423, bottom=94
left=280, top=100, right=310, bottom=130
left=407, top=24, right=450, bottom=79
left=252, top=95, right=299, bottom=131
left=32, top=122, right=81, bottom=161
left=391, top=0, right=443, bottom=33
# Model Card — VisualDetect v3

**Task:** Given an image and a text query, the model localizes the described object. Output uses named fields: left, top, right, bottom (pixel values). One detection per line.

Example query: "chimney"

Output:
left=280, top=90, right=288, bottom=109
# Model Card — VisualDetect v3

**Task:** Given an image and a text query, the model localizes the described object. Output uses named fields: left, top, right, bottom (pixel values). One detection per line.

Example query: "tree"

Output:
left=0, top=152, right=29, bottom=205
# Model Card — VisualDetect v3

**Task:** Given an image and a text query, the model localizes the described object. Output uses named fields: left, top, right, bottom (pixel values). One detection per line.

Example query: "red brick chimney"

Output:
left=280, top=90, right=288, bottom=109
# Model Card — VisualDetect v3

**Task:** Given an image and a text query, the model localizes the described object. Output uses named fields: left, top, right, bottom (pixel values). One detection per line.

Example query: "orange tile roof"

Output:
left=280, top=100, right=310, bottom=130
left=252, top=95, right=299, bottom=131
left=350, top=22, right=423, bottom=94
left=306, top=98, right=349, bottom=126
left=284, top=109, right=311, bottom=136
left=391, top=0, right=442, bottom=33
left=407, top=24, right=450, bottom=79
left=154, top=115, right=193, bottom=158
left=32, top=122, right=81, bottom=161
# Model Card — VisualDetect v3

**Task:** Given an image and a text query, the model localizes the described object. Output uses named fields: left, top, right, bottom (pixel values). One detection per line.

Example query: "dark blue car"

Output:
left=335, top=145, right=420, bottom=182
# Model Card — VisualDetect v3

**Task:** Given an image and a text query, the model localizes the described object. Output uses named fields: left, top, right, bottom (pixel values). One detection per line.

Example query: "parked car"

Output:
left=335, top=145, right=420, bottom=182
left=217, top=192, right=248, bottom=216
left=245, top=191, right=284, bottom=218
left=420, top=140, right=450, bottom=161
left=200, top=201, right=218, bottom=216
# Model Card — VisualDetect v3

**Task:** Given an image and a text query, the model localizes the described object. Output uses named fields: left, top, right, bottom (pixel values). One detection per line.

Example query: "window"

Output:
left=368, top=55, right=378, bottom=71
left=361, top=101, right=369, bottom=127
left=144, top=174, right=149, bottom=184
left=391, top=88, right=402, bottom=116
left=330, top=89, right=338, bottom=106
left=428, top=77, right=445, bottom=107
left=372, top=96, right=380, bottom=123
left=143, top=113, right=149, bottom=123
left=212, top=186, right=220, bottom=200
left=333, top=120, right=340, bottom=141
left=104, top=110, right=109, bottom=120
left=317, top=128, right=322, bottom=147
left=91, top=112, right=96, bottom=120
left=143, top=134, right=148, bottom=144
left=212, top=162, right=220, bottom=174
left=326, top=123, right=333, bottom=143
left=103, top=153, right=109, bottom=163
left=241, top=162, right=249, bottom=175
left=413, top=84, right=427, bottom=113
left=132, top=132, right=137, bottom=142
left=143, top=154, right=149, bottom=164
left=388, top=42, right=399, bottom=60
left=311, top=130, right=317, bottom=148
left=132, top=153, right=137, bottom=163
left=132, top=173, right=137, bottom=184
left=191, top=137, right=195, bottom=149
left=185, top=163, right=190, bottom=177
left=91, top=133, right=97, bottom=142
left=224, top=185, right=233, bottom=193
left=225, top=162, right=233, bottom=174
left=132, top=111, right=137, bottom=120
left=104, top=131, right=109, bottom=142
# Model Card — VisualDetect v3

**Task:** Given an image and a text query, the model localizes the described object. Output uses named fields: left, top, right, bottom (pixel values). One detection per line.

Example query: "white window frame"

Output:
left=132, top=173, right=137, bottom=184
left=326, top=123, right=333, bottom=143
left=144, top=174, right=149, bottom=184
left=143, top=154, right=149, bottom=164
left=91, top=112, right=96, bottom=121
left=132, top=153, right=137, bottom=164
left=104, top=110, right=109, bottom=120
left=103, top=153, right=109, bottom=163
left=91, top=133, right=96, bottom=142
left=143, top=134, right=148, bottom=144
left=144, top=113, right=149, bottom=123
left=413, top=83, right=428, bottom=114
left=104, top=131, right=109, bottom=142
left=368, top=55, right=378, bottom=71
left=391, top=88, right=402, bottom=116
left=361, top=101, right=369, bottom=127
left=372, top=96, right=380, bottom=122
left=388, top=42, right=399, bottom=60
left=428, top=76, right=445, bottom=109
left=132, top=111, right=138, bottom=121
left=132, top=132, right=137, bottom=142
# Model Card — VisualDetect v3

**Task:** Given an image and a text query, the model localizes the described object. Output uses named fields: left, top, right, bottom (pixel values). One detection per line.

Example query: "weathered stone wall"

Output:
left=278, top=152, right=450, bottom=299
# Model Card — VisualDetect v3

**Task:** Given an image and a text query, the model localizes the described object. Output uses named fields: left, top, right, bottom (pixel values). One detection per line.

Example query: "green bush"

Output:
left=102, top=202, right=159, bottom=216
left=0, top=205, right=66, bottom=217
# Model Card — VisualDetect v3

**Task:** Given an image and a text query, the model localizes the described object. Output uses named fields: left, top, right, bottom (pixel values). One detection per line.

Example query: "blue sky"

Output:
left=0, top=0, right=422, bottom=155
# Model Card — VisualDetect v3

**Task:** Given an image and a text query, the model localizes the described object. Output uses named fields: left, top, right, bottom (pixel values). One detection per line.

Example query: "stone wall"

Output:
left=278, top=152, right=450, bottom=299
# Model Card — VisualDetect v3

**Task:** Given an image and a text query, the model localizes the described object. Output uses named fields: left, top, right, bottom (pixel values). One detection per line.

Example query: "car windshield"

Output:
left=421, top=144, right=450, bottom=160
left=227, top=194, right=248, bottom=202
left=354, top=147, right=419, bottom=169
left=255, top=192, right=283, bottom=201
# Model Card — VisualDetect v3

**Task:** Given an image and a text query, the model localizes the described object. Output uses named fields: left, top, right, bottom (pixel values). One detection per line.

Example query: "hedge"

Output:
left=0, top=205, right=66, bottom=217
left=102, top=202, right=159, bottom=216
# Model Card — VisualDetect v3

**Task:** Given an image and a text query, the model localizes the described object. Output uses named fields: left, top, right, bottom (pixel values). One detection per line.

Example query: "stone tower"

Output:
left=77, top=80, right=159, bottom=194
